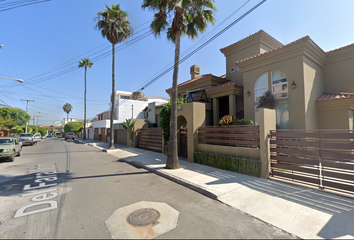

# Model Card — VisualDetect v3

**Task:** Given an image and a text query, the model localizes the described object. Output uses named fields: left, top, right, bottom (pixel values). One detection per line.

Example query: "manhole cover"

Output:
left=127, top=208, right=160, bottom=226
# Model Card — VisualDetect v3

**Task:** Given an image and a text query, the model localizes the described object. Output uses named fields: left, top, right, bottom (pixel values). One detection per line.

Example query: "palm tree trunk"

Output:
left=109, top=43, right=115, bottom=149
left=83, top=66, right=87, bottom=140
left=166, top=29, right=181, bottom=169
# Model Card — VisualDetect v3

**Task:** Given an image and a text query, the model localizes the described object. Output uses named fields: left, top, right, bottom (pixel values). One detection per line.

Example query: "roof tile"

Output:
left=316, top=92, right=354, bottom=102
left=206, top=82, right=243, bottom=92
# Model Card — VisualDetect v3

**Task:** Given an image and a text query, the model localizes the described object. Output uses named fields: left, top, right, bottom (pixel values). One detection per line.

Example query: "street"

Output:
left=0, top=138, right=295, bottom=239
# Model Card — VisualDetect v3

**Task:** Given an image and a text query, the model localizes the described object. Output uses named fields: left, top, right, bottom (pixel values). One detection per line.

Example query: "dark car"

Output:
left=65, top=132, right=75, bottom=141
left=47, top=135, right=54, bottom=138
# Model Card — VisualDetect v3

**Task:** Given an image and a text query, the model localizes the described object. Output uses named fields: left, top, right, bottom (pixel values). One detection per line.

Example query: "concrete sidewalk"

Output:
left=78, top=139, right=354, bottom=239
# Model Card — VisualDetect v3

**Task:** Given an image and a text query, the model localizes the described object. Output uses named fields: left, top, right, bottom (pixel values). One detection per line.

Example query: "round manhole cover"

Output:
left=127, top=208, right=160, bottom=226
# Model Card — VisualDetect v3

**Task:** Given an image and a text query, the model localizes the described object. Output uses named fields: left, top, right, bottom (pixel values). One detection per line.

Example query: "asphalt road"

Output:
left=0, top=138, right=296, bottom=239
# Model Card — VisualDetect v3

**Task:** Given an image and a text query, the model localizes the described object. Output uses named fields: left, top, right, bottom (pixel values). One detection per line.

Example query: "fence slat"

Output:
left=271, top=163, right=319, bottom=175
left=198, top=133, right=260, bottom=139
left=272, top=171, right=320, bottom=185
left=323, top=171, right=354, bottom=181
left=271, top=155, right=319, bottom=165
left=270, top=139, right=318, bottom=148
left=270, top=148, right=319, bottom=157
left=198, top=138, right=260, bottom=146
left=323, top=180, right=354, bottom=192
left=322, top=161, right=354, bottom=170
left=270, top=131, right=318, bottom=138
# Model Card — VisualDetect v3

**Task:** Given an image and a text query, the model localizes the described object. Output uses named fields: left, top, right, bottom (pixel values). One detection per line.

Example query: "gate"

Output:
left=136, top=128, right=163, bottom=153
left=179, top=128, right=187, bottom=158
left=270, top=129, right=354, bottom=194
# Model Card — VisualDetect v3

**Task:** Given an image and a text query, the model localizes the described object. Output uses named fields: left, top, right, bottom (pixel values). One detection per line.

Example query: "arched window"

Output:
left=272, top=71, right=288, bottom=98
left=254, top=71, right=289, bottom=129
left=254, top=73, right=268, bottom=102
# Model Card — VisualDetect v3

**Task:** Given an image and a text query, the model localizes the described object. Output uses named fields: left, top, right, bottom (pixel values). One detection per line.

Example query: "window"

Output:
left=272, top=71, right=288, bottom=99
left=120, top=95, right=130, bottom=99
left=254, top=73, right=268, bottom=102
left=230, top=67, right=235, bottom=73
left=254, top=71, right=289, bottom=129
left=275, top=102, right=289, bottom=129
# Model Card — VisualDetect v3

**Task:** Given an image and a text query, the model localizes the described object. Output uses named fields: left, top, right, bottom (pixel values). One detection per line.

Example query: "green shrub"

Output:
left=194, top=152, right=261, bottom=177
left=159, top=97, right=187, bottom=142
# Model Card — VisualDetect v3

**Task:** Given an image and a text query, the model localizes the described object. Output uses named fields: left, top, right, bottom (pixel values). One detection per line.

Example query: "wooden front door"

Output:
left=179, top=128, right=187, bottom=158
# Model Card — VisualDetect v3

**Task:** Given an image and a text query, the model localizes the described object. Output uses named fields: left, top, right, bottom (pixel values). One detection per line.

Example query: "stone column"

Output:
left=259, top=108, right=276, bottom=178
left=229, top=94, right=237, bottom=116
left=213, top=98, right=219, bottom=126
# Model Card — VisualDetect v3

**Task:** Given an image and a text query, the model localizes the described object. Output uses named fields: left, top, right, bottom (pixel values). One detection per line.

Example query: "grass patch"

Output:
left=194, top=152, right=261, bottom=177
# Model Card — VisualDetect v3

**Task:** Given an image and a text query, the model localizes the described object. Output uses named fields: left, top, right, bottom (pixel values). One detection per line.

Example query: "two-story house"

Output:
left=163, top=30, right=354, bottom=130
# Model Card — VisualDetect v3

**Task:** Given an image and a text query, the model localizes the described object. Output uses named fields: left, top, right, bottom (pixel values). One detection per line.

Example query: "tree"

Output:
left=0, top=117, right=16, bottom=130
left=38, top=127, right=47, bottom=136
left=0, top=107, right=30, bottom=126
left=64, top=122, right=83, bottom=133
left=142, top=0, right=216, bottom=169
left=78, top=57, right=94, bottom=141
left=256, top=90, right=278, bottom=109
left=120, top=118, right=136, bottom=147
left=62, top=103, right=73, bottom=122
left=95, top=4, right=133, bottom=150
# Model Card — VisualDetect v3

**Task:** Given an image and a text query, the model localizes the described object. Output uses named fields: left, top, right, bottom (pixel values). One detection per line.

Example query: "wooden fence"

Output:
left=198, top=125, right=260, bottom=148
left=270, top=129, right=354, bottom=194
left=136, top=128, right=163, bottom=153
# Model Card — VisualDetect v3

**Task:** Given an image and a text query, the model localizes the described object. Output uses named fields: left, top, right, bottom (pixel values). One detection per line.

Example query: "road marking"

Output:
left=22, top=188, right=58, bottom=197
left=14, top=164, right=59, bottom=218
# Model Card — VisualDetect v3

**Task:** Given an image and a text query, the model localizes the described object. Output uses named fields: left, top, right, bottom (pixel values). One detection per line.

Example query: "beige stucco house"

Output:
left=164, top=30, right=354, bottom=130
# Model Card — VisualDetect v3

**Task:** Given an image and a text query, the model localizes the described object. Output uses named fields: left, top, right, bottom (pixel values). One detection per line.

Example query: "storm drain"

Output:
left=127, top=208, right=160, bottom=226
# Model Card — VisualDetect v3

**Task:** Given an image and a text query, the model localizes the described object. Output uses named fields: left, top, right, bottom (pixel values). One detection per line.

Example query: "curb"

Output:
left=127, top=160, right=218, bottom=200
left=78, top=140, right=106, bottom=152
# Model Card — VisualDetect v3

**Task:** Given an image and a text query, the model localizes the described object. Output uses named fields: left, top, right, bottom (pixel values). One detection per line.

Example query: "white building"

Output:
left=91, top=90, right=169, bottom=141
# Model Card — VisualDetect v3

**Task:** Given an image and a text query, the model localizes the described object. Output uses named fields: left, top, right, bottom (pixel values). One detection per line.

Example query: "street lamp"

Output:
left=0, top=77, right=24, bottom=83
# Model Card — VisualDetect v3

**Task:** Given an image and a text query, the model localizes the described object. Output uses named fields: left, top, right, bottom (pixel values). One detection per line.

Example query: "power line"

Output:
left=0, top=0, right=51, bottom=13
left=87, top=0, right=266, bottom=120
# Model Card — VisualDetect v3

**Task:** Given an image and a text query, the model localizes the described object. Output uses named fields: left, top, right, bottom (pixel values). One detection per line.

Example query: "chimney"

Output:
left=132, top=92, right=145, bottom=100
left=190, top=65, right=200, bottom=79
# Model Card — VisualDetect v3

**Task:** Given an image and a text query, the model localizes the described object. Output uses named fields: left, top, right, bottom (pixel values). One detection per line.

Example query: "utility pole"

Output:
left=36, top=115, right=42, bottom=134
left=33, top=116, right=35, bottom=126
left=21, top=99, right=34, bottom=133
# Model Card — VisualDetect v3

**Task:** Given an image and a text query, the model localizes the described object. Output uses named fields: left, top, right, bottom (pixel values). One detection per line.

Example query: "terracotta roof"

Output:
left=166, top=74, right=212, bottom=92
left=234, top=35, right=327, bottom=65
left=166, top=74, right=232, bottom=92
left=316, top=92, right=354, bottom=102
left=206, top=82, right=243, bottom=92
left=327, top=42, right=354, bottom=53
left=219, top=74, right=227, bottom=78
left=220, top=30, right=283, bottom=52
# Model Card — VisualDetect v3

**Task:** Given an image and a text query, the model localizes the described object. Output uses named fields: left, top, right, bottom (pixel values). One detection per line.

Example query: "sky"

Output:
left=1, top=0, right=354, bottom=126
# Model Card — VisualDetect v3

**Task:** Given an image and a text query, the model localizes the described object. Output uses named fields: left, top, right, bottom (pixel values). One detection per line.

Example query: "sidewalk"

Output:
left=78, top=139, right=354, bottom=239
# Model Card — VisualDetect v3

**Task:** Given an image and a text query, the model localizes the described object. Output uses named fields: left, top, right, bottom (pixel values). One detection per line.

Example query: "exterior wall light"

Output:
left=291, top=81, right=296, bottom=89
left=246, top=90, right=251, bottom=97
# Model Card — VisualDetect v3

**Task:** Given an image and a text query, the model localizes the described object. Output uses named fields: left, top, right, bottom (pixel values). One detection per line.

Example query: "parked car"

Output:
left=41, top=135, right=47, bottom=139
left=33, top=133, right=41, bottom=143
left=19, top=133, right=35, bottom=146
left=65, top=132, right=75, bottom=141
left=0, top=137, right=22, bottom=162
left=47, top=135, right=54, bottom=138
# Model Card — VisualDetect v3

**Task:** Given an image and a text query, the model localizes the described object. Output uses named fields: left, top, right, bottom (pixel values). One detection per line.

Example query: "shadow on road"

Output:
left=0, top=172, right=72, bottom=197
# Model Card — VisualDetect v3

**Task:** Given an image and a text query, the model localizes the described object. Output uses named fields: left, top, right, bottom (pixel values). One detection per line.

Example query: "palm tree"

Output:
left=95, top=4, right=133, bottom=149
left=78, top=58, right=94, bottom=140
left=62, top=103, right=73, bottom=124
left=142, top=0, right=216, bottom=169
